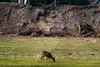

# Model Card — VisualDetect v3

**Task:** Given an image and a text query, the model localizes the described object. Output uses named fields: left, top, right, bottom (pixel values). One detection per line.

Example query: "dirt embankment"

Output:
left=0, top=3, right=100, bottom=37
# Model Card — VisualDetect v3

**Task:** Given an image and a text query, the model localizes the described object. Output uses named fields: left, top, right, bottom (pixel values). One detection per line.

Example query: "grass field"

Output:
left=0, top=36, right=100, bottom=67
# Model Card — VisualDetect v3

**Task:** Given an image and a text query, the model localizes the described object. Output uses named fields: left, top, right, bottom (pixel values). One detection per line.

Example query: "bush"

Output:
left=74, top=0, right=90, bottom=5
left=29, top=0, right=90, bottom=5
left=0, top=0, right=90, bottom=5
left=29, top=0, right=54, bottom=5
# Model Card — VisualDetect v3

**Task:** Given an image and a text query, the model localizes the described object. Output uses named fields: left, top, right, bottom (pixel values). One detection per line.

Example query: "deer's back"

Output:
left=42, top=51, right=52, bottom=58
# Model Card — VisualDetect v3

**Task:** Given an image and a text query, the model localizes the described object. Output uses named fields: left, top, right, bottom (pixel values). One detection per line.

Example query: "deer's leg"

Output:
left=46, top=57, right=50, bottom=62
left=40, top=56, right=44, bottom=62
left=51, top=57, right=55, bottom=63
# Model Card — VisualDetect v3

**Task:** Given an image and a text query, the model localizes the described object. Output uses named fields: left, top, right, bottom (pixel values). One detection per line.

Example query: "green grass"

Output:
left=0, top=36, right=100, bottom=67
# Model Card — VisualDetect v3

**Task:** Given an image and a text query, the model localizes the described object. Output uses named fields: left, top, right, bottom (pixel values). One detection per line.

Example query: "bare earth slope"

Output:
left=0, top=3, right=100, bottom=37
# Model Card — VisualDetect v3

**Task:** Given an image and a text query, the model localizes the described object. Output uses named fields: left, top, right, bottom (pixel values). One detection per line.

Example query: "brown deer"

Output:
left=41, top=51, right=55, bottom=62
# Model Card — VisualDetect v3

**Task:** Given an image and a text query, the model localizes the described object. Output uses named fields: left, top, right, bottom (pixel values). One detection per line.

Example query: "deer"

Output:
left=40, top=51, right=55, bottom=63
